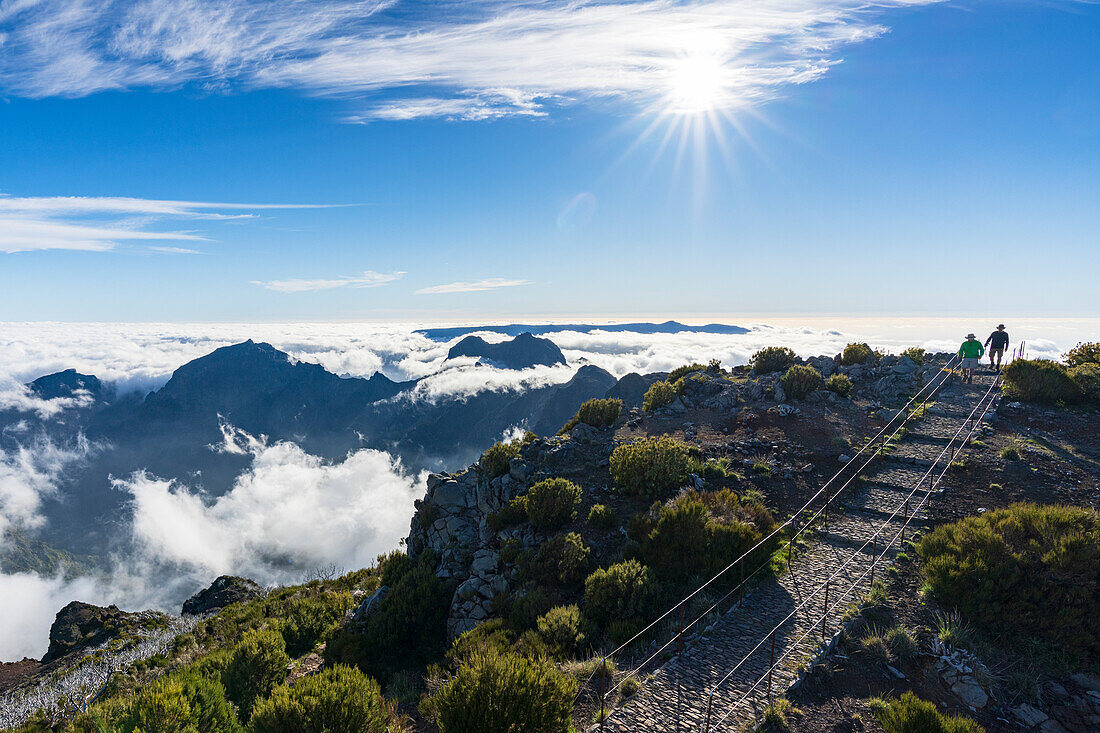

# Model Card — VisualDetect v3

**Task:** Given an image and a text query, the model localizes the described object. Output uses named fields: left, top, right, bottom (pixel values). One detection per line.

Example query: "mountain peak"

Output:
left=447, top=332, right=566, bottom=369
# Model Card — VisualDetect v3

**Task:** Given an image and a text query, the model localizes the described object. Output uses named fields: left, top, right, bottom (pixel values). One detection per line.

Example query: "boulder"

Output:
left=182, top=575, right=262, bottom=616
left=43, top=601, right=131, bottom=662
left=351, top=585, right=388, bottom=624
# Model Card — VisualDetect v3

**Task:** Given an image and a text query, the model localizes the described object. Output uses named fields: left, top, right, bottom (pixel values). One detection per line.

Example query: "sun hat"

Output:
left=997, top=324, right=1005, bottom=329
left=966, top=333, right=976, bottom=339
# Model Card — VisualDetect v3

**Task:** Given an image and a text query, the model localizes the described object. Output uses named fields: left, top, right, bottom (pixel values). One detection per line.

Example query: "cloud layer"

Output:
left=0, top=0, right=941, bottom=120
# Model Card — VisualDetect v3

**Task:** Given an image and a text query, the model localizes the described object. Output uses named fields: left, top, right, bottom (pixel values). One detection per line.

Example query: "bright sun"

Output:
left=667, top=53, right=727, bottom=114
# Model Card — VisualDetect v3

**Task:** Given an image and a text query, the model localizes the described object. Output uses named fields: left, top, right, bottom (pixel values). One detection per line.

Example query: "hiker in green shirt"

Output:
left=958, top=333, right=985, bottom=384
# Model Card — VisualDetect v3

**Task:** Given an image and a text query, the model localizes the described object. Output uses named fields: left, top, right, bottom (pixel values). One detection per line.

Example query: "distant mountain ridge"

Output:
left=417, top=320, right=749, bottom=341
left=446, top=332, right=567, bottom=369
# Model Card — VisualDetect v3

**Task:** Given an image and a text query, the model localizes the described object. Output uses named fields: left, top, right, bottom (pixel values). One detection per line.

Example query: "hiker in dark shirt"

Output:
left=984, top=324, right=1010, bottom=371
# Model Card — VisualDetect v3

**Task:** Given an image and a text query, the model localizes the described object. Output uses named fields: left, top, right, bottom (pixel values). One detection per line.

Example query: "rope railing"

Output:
left=586, top=355, right=961, bottom=723
left=702, top=372, right=1002, bottom=732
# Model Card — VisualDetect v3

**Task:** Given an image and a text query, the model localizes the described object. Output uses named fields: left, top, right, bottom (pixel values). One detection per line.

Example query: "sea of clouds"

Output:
left=0, top=317, right=1091, bottom=659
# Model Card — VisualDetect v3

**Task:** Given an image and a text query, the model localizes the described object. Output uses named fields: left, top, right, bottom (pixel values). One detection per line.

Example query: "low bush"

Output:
left=559, top=398, right=623, bottom=434
left=506, top=589, right=555, bottom=632
left=536, top=605, right=586, bottom=657
left=859, top=632, right=890, bottom=665
left=761, top=698, right=796, bottom=732
left=480, top=440, right=520, bottom=478
left=280, top=591, right=354, bottom=657
left=249, top=665, right=394, bottom=733
left=642, top=380, right=678, bottom=411
left=523, top=532, right=591, bottom=587
left=97, top=669, right=241, bottom=733
left=1069, top=363, right=1100, bottom=403
left=634, top=490, right=776, bottom=583
left=870, top=692, right=985, bottom=733
left=223, top=629, right=290, bottom=721
left=1064, top=341, right=1100, bottom=368
left=610, top=436, right=691, bottom=499
left=780, top=365, right=822, bottom=400
left=325, top=557, right=451, bottom=679
left=824, top=373, right=852, bottom=397
left=587, top=503, right=616, bottom=529
left=667, top=363, right=707, bottom=383
left=487, top=495, right=528, bottom=531
left=584, top=560, right=658, bottom=626
left=697, top=457, right=731, bottom=481
left=525, top=478, right=582, bottom=531
left=884, top=626, right=919, bottom=661
left=841, top=342, right=874, bottom=366
left=917, top=503, right=1100, bottom=662
left=901, top=347, right=926, bottom=365
left=1002, top=359, right=1081, bottom=404
left=999, top=444, right=1021, bottom=461
left=423, top=648, right=576, bottom=733
left=751, top=347, right=796, bottom=374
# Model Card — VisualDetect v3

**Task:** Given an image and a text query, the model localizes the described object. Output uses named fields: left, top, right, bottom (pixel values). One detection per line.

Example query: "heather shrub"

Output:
left=917, top=503, right=1100, bottom=662
left=523, top=532, right=591, bottom=587
left=1069, top=363, right=1100, bottom=403
left=780, top=365, right=822, bottom=400
left=279, top=591, right=354, bottom=657
left=536, top=605, right=586, bottom=657
left=423, top=648, right=576, bottom=733
left=900, top=347, right=926, bottom=365
left=249, top=665, right=393, bottom=733
left=1002, top=359, right=1081, bottom=404
left=634, top=490, right=776, bottom=582
left=481, top=440, right=520, bottom=478
left=587, top=503, right=616, bottom=529
left=1064, top=341, right=1100, bottom=368
left=487, top=495, right=528, bottom=531
left=642, top=380, right=678, bottom=411
left=525, top=478, right=582, bottom=531
left=101, top=669, right=241, bottom=733
left=824, top=373, right=852, bottom=397
left=325, top=558, right=450, bottom=679
left=870, top=692, right=985, bottom=733
left=667, top=363, right=707, bottom=383
left=841, top=342, right=874, bottom=366
left=751, top=346, right=796, bottom=374
left=223, top=629, right=290, bottom=720
left=610, top=436, right=691, bottom=499
left=583, top=559, right=658, bottom=626
left=560, top=398, right=623, bottom=433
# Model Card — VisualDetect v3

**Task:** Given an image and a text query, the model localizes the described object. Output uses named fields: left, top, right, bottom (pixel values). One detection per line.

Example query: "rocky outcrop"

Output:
left=43, top=601, right=150, bottom=663
left=182, top=575, right=263, bottom=616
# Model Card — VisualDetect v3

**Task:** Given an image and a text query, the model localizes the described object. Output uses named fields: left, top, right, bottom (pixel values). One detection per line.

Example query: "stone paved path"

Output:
left=597, top=370, right=999, bottom=732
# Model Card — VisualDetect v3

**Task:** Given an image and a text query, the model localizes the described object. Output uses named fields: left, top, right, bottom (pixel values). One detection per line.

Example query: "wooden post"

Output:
left=599, top=657, right=607, bottom=729
left=704, top=693, right=714, bottom=733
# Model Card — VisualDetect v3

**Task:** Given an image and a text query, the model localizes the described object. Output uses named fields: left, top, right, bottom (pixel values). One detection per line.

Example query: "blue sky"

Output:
left=1, top=0, right=1097, bottom=321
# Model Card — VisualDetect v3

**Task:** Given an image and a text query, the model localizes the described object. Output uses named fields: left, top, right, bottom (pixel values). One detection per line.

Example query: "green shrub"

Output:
left=884, top=626, right=919, bottom=661
left=824, top=373, right=852, bottom=397
left=1069, top=363, right=1100, bottom=403
left=223, top=629, right=290, bottom=720
left=1002, top=359, right=1081, bottom=404
left=870, top=692, right=985, bottom=733
left=523, top=532, right=591, bottom=587
left=697, top=457, right=731, bottom=481
left=841, top=342, right=874, bottom=366
left=487, top=495, right=528, bottom=531
left=667, top=363, right=707, bottom=383
left=642, top=380, right=678, bottom=411
left=481, top=440, right=520, bottom=478
left=378, top=550, right=414, bottom=589
left=901, top=347, right=926, bottom=365
left=587, top=503, right=616, bottom=529
left=741, top=488, right=766, bottom=506
left=280, top=591, right=354, bottom=657
left=637, top=490, right=775, bottom=582
left=917, top=503, right=1100, bottom=662
left=249, top=665, right=394, bottom=733
left=999, top=444, right=1021, bottom=461
left=583, top=559, right=658, bottom=626
left=525, top=478, right=582, bottom=531
left=860, top=632, right=889, bottom=665
left=610, top=436, right=691, bottom=499
left=536, top=605, right=586, bottom=657
left=559, top=398, right=623, bottom=433
left=1064, top=341, right=1100, bottom=368
left=506, top=589, right=555, bottom=631
left=780, top=365, right=822, bottom=400
left=751, top=347, right=796, bottom=374
left=761, top=698, right=795, bottom=731
left=325, top=557, right=451, bottom=679
left=103, top=669, right=241, bottom=733
left=424, top=649, right=576, bottom=733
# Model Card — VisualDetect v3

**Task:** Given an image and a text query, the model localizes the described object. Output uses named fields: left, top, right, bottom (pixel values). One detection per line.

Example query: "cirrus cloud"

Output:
left=415, top=277, right=532, bottom=295
left=252, top=270, right=406, bottom=293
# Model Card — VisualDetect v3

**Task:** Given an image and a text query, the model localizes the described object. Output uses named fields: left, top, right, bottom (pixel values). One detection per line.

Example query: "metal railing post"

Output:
left=869, top=536, right=876, bottom=588
left=767, top=630, right=776, bottom=703
left=599, top=657, right=607, bottom=730
left=901, top=499, right=909, bottom=544
left=822, top=580, right=829, bottom=641
left=739, top=558, right=745, bottom=605
left=704, top=692, right=714, bottom=733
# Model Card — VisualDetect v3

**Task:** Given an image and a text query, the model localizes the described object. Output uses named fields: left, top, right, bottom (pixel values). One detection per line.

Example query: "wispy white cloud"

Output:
left=0, top=0, right=944, bottom=120
left=252, top=270, right=406, bottom=293
left=0, top=195, right=341, bottom=253
left=416, top=277, right=532, bottom=295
